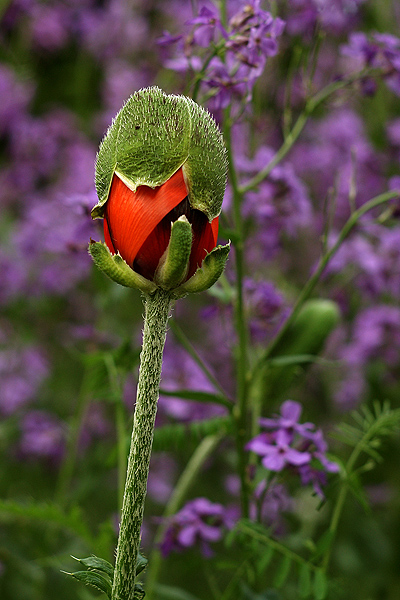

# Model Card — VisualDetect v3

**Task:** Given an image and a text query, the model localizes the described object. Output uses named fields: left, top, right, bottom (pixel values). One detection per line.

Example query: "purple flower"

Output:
left=158, top=340, right=227, bottom=422
left=0, top=345, right=48, bottom=415
left=160, top=497, right=233, bottom=557
left=341, top=31, right=400, bottom=96
left=186, top=6, right=227, bottom=47
left=247, top=401, right=339, bottom=495
left=247, top=428, right=312, bottom=471
left=18, top=410, right=65, bottom=463
left=244, top=278, right=286, bottom=343
left=259, top=400, right=315, bottom=437
left=285, top=0, right=365, bottom=37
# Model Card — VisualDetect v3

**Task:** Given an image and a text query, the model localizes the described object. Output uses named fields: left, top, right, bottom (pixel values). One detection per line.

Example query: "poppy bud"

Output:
left=89, top=87, right=230, bottom=295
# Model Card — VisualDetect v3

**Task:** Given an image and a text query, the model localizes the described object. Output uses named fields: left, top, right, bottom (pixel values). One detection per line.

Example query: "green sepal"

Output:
left=64, top=570, right=112, bottom=598
left=154, top=216, right=193, bottom=290
left=174, top=242, right=230, bottom=297
left=93, top=87, right=227, bottom=221
left=136, top=552, right=148, bottom=575
left=89, top=240, right=157, bottom=294
left=71, top=555, right=114, bottom=579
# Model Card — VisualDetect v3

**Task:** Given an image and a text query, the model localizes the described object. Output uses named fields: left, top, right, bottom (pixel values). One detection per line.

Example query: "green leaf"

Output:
left=154, top=583, right=203, bottom=600
left=66, top=570, right=112, bottom=598
left=298, top=563, right=311, bottom=598
left=152, top=415, right=232, bottom=452
left=273, top=555, right=291, bottom=589
left=311, top=530, right=335, bottom=562
left=256, top=544, right=274, bottom=575
left=313, top=570, right=328, bottom=600
left=159, top=388, right=232, bottom=409
left=0, top=499, right=94, bottom=547
left=72, top=555, right=114, bottom=579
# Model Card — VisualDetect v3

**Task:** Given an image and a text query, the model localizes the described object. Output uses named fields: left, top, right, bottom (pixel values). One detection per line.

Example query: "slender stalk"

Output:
left=104, top=353, right=128, bottom=511
left=145, top=434, right=222, bottom=599
left=251, top=190, right=398, bottom=374
left=240, top=69, right=379, bottom=195
left=111, top=289, right=172, bottom=600
left=55, top=367, right=91, bottom=507
left=224, top=115, right=250, bottom=518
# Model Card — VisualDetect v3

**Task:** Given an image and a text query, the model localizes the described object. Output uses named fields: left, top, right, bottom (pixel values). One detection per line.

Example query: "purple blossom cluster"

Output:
left=342, top=31, right=400, bottom=96
left=159, top=1, right=285, bottom=112
left=160, top=497, right=233, bottom=557
left=247, top=401, right=339, bottom=497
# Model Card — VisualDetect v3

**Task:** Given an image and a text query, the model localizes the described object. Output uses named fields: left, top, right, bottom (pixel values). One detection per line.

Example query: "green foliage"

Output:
left=152, top=415, right=233, bottom=452
left=227, top=519, right=329, bottom=600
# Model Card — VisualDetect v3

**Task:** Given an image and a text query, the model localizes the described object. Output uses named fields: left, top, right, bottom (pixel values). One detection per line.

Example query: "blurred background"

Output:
left=1, top=1, right=400, bottom=599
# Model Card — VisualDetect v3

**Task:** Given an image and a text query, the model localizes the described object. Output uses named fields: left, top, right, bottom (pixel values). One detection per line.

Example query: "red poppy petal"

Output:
left=188, top=216, right=219, bottom=278
left=103, top=217, right=116, bottom=254
left=104, top=168, right=188, bottom=266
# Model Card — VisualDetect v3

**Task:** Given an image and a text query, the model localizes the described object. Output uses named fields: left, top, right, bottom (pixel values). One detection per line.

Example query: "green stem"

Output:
left=169, top=318, right=231, bottom=401
left=252, top=190, right=398, bottom=373
left=240, top=69, right=379, bottom=195
left=55, top=367, right=91, bottom=507
left=104, top=353, right=128, bottom=512
left=145, top=434, right=222, bottom=600
left=224, top=115, right=250, bottom=518
left=111, top=289, right=173, bottom=600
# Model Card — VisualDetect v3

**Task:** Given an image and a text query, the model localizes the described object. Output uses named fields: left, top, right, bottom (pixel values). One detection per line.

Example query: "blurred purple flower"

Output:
left=9, top=190, right=97, bottom=297
left=0, top=65, right=34, bottom=137
left=18, top=410, right=65, bottom=463
left=187, top=5, right=227, bottom=47
left=244, top=278, right=286, bottom=343
left=158, top=340, right=226, bottom=422
left=239, top=146, right=312, bottom=257
left=0, top=345, right=48, bottom=415
left=160, top=497, right=233, bottom=557
left=147, top=453, right=177, bottom=505
left=285, top=0, right=365, bottom=37
left=342, top=31, right=400, bottom=95
left=290, top=108, right=385, bottom=224
left=30, top=3, right=71, bottom=51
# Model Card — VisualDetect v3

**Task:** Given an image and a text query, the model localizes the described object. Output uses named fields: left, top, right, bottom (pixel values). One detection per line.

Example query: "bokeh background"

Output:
left=1, top=1, right=400, bottom=599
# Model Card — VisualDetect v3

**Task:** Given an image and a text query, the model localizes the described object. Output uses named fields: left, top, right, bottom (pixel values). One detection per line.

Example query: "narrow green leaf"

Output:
left=298, top=563, right=311, bottom=598
left=256, top=544, right=274, bottom=575
left=67, top=570, right=112, bottom=598
left=155, top=583, right=203, bottom=600
left=311, top=530, right=334, bottom=561
left=159, top=388, right=232, bottom=409
left=313, top=569, right=328, bottom=600
left=273, top=555, right=291, bottom=588
left=72, top=555, right=114, bottom=579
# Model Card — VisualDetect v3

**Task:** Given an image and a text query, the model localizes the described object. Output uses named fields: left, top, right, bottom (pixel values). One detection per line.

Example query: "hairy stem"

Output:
left=111, top=289, right=172, bottom=600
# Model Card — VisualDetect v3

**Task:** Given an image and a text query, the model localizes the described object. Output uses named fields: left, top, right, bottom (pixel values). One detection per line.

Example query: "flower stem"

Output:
left=111, top=289, right=172, bottom=600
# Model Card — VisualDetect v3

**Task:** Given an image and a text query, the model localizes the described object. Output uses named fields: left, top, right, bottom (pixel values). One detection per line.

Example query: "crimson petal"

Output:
left=104, top=168, right=188, bottom=267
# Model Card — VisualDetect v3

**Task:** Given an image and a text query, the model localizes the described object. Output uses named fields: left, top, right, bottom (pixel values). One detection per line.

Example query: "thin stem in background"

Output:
left=104, top=353, right=128, bottom=512
left=55, top=367, right=92, bottom=507
left=169, top=318, right=232, bottom=402
left=145, top=434, right=222, bottom=600
left=224, top=111, right=251, bottom=519
left=254, top=189, right=398, bottom=372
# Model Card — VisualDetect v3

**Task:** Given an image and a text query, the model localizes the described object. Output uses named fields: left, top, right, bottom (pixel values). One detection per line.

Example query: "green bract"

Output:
left=92, top=86, right=228, bottom=222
